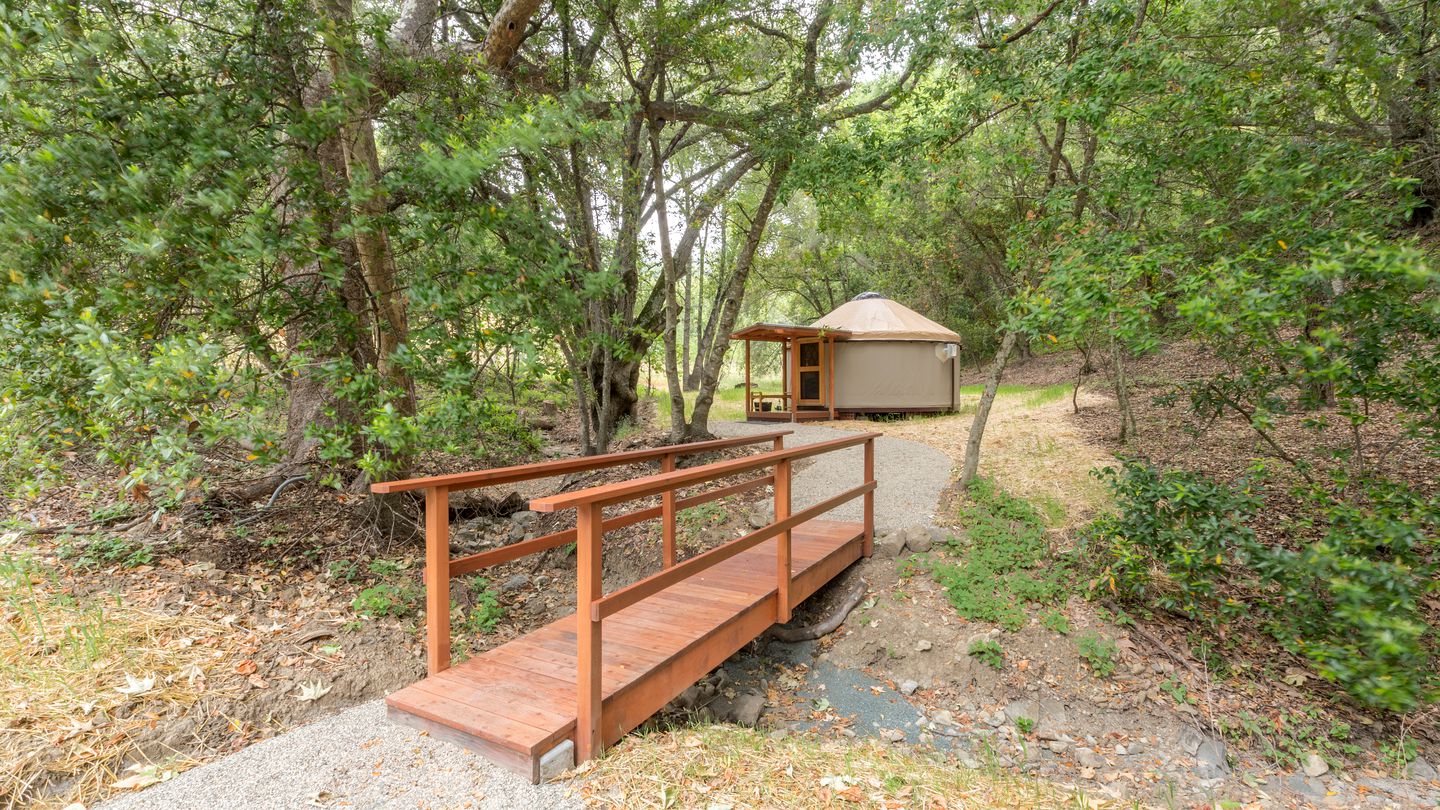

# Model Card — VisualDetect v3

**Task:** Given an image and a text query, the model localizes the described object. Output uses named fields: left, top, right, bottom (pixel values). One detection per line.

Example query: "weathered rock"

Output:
left=902, top=525, right=933, bottom=553
left=511, top=510, right=540, bottom=526
left=1003, top=698, right=1068, bottom=734
left=1303, top=752, right=1330, bottom=778
left=1047, top=739, right=1072, bottom=755
left=1284, top=774, right=1327, bottom=799
left=929, top=709, right=955, bottom=727
left=880, top=728, right=905, bottom=744
left=746, top=508, right=772, bottom=530
left=898, top=679, right=919, bottom=696
left=915, top=639, right=933, bottom=652
left=1409, top=756, right=1438, bottom=781
left=1074, top=747, right=1105, bottom=769
left=730, top=693, right=765, bottom=726
left=674, top=685, right=701, bottom=710
left=497, top=573, right=529, bottom=594
left=1178, top=726, right=1205, bottom=755
left=1195, top=739, right=1229, bottom=779
left=874, top=530, right=906, bottom=558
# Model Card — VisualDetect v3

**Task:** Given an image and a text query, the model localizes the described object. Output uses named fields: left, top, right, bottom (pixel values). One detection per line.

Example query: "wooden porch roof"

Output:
left=730, top=322, right=853, bottom=341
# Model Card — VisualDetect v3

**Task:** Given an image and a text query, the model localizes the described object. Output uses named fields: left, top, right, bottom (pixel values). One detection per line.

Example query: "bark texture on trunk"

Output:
left=960, top=330, right=1018, bottom=488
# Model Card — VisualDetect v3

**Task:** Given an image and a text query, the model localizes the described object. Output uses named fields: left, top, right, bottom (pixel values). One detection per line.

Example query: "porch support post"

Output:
left=827, top=335, right=836, bottom=419
left=744, top=339, right=752, bottom=418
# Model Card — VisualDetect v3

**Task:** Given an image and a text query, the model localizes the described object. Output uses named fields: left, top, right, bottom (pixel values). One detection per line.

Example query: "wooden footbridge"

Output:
left=371, top=430, right=877, bottom=782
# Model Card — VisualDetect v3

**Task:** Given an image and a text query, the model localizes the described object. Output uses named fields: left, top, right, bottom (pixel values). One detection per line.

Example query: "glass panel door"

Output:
left=795, top=338, right=826, bottom=407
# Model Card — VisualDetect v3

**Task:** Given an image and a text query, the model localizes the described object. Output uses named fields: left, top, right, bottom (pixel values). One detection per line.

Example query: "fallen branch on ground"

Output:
left=766, top=579, right=867, bottom=642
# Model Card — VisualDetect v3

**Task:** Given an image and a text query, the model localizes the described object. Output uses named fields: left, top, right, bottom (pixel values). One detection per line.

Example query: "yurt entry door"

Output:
left=794, top=338, right=827, bottom=408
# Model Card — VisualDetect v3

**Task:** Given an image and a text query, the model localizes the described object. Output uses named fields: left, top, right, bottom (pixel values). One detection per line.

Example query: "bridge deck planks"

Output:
left=386, top=518, right=864, bottom=782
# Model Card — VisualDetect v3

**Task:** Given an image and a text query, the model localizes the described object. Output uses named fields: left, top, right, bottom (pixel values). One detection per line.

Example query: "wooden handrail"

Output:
left=372, top=430, right=790, bottom=678
left=590, top=479, right=876, bottom=621
left=566, top=433, right=878, bottom=763
left=530, top=432, right=880, bottom=512
left=444, top=472, right=775, bottom=577
left=370, top=430, right=792, bottom=493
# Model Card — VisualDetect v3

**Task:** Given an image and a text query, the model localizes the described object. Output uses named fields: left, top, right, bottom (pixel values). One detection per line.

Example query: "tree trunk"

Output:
left=650, top=116, right=687, bottom=441
left=687, top=162, right=789, bottom=437
left=960, top=330, right=1018, bottom=488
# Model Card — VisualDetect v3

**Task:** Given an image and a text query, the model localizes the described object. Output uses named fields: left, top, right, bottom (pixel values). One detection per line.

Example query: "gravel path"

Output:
left=711, top=420, right=953, bottom=531
left=100, top=701, right=580, bottom=810
left=100, top=422, right=951, bottom=810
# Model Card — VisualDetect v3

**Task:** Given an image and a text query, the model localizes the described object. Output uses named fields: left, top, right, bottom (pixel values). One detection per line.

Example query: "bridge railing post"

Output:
left=774, top=458, right=792, bottom=623
left=424, top=486, right=452, bottom=675
left=575, top=501, right=604, bottom=762
left=660, top=452, right=677, bottom=568
left=863, top=437, right=875, bottom=557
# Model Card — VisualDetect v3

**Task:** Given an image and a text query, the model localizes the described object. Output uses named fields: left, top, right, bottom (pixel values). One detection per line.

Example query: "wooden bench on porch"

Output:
left=371, top=429, right=877, bottom=782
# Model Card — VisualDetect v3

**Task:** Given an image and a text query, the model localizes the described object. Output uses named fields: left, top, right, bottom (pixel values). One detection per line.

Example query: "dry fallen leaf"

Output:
left=116, top=674, right=155, bottom=697
left=295, top=680, right=332, bottom=702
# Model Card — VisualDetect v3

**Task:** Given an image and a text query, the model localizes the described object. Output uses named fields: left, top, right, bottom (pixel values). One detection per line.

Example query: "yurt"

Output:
left=730, top=293, right=961, bottom=421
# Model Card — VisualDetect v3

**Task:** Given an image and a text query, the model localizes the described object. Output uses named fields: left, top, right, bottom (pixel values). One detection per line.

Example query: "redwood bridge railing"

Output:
left=372, top=428, right=876, bottom=763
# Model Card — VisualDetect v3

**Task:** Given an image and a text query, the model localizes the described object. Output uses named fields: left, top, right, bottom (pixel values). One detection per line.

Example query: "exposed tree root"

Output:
left=767, top=579, right=868, bottom=642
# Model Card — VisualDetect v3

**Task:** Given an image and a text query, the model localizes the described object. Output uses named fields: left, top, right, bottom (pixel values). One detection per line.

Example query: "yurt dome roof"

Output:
left=810, top=295, right=960, bottom=342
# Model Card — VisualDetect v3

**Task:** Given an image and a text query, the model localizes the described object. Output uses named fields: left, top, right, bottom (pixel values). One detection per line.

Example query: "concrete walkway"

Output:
left=101, top=423, right=953, bottom=809
left=711, top=420, right=952, bottom=532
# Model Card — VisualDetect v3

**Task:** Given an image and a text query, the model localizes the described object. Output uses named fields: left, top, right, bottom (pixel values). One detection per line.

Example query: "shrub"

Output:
left=1087, top=461, right=1439, bottom=713
left=60, top=535, right=154, bottom=570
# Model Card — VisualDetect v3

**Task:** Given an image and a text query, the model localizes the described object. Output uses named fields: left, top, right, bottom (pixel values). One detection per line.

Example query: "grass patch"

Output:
left=651, top=377, right=782, bottom=426
left=1, top=548, right=238, bottom=808
left=578, top=724, right=1106, bottom=809
left=957, top=383, right=1073, bottom=409
left=928, top=478, right=1071, bottom=631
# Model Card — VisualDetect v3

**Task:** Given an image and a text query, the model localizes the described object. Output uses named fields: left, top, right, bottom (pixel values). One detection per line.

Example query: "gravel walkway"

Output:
left=100, top=422, right=951, bottom=810
left=100, top=701, right=580, bottom=810
left=711, top=420, right=953, bottom=531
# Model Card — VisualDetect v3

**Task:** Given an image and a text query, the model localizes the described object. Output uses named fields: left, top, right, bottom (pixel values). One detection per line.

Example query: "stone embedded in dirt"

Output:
left=1003, top=698, right=1068, bottom=734
left=914, top=639, right=932, bottom=652
left=901, top=525, right=933, bottom=553
left=497, top=573, right=529, bottom=594
left=1303, top=752, right=1330, bottom=778
left=511, top=510, right=539, bottom=526
left=1074, top=747, right=1105, bottom=768
left=1409, top=756, right=1438, bottom=781
left=746, top=508, right=771, bottom=530
left=1047, top=739, right=1071, bottom=754
left=1285, top=774, right=1327, bottom=799
left=729, top=693, right=765, bottom=726
left=1125, top=740, right=1146, bottom=756
left=874, top=529, right=906, bottom=558
left=674, top=685, right=700, bottom=710
left=899, top=679, right=919, bottom=696
left=1178, top=726, right=1205, bottom=755
left=880, top=728, right=905, bottom=744
left=1194, top=739, right=1229, bottom=780
left=929, top=709, right=955, bottom=727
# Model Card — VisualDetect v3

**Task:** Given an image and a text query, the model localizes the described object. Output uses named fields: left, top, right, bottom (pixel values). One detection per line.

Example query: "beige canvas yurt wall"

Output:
left=800, top=293, right=961, bottom=413
left=829, top=340, right=958, bottom=410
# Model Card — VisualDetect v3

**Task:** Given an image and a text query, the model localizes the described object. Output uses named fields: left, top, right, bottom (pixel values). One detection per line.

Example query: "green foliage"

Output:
left=58, top=535, right=154, bottom=570
left=1089, top=462, right=1439, bottom=713
left=457, top=577, right=505, bottom=635
left=967, top=638, right=1005, bottom=670
left=929, top=478, right=1069, bottom=631
left=1014, top=716, right=1034, bottom=735
left=1218, top=707, right=1361, bottom=771
left=351, top=583, right=420, bottom=619
left=1041, top=610, right=1070, bottom=636
left=1076, top=633, right=1117, bottom=678
left=678, top=502, right=727, bottom=533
